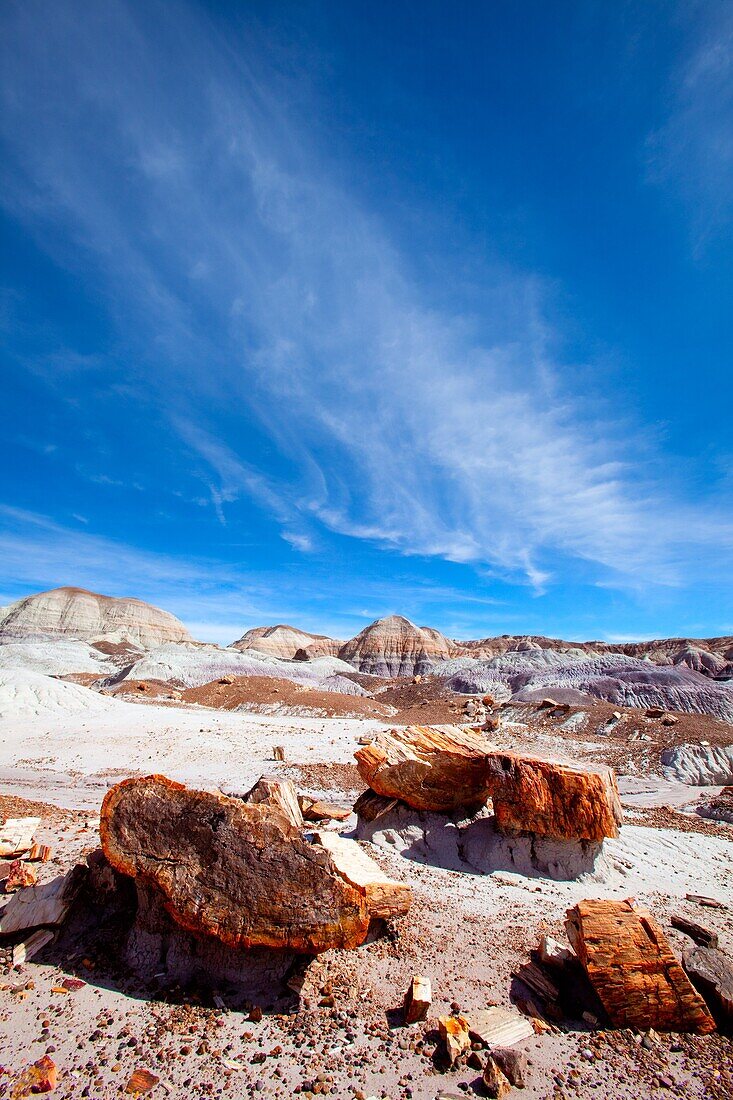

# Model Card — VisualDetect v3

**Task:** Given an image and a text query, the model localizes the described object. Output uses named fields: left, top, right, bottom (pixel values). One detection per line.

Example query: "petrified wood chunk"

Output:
left=404, top=975, right=432, bottom=1023
left=0, top=866, right=86, bottom=935
left=311, top=830, right=411, bottom=919
left=355, top=725, right=493, bottom=812
left=242, top=776, right=304, bottom=829
left=486, top=753, right=622, bottom=841
left=566, top=898, right=716, bottom=1033
left=100, top=775, right=370, bottom=953
left=438, top=1014, right=470, bottom=1063
left=0, top=816, right=40, bottom=857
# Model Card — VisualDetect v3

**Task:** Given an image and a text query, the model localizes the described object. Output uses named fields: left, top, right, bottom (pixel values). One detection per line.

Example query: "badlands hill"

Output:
left=0, top=586, right=191, bottom=649
left=338, top=614, right=452, bottom=676
left=231, top=624, right=342, bottom=660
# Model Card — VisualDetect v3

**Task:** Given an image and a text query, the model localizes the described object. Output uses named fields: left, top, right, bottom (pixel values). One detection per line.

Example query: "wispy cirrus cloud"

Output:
left=647, top=2, right=733, bottom=252
left=0, top=0, right=731, bottom=600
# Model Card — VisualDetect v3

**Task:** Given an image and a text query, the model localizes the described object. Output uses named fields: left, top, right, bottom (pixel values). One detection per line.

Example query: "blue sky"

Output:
left=1, top=0, right=732, bottom=645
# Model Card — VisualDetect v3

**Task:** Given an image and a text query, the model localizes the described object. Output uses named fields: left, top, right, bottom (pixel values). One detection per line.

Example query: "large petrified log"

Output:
left=354, top=725, right=622, bottom=839
left=100, top=775, right=371, bottom=953
left=566, top=898, right=716, bottom=1033
left=485, top=753, right=623, bottom=841
left=354, top=725, right=493, bottom=811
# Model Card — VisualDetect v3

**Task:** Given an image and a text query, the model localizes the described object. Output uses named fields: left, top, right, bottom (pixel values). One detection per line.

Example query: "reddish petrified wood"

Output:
left=355, top=725, right=493, bottom=811
left=100, top=775, right=370, bottom=954
left=485, top=753, right=623, bottom=841
left=566, top=898, right=716, bottom=1033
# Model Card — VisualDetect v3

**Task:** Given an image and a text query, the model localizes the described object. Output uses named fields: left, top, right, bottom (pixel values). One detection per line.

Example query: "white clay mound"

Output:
left=0, top=669, right=116, bottom=719
left=0, top=638, right=115, bottom=678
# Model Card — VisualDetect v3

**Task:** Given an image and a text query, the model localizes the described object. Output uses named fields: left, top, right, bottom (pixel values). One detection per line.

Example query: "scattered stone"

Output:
left=483, top=1054, right=512, bottom=1097
left=125, top=1067, right=160, bottom=1094
left=438, top=1014, right=471, bottom=1064
left=566, top=898, right=716, bottom=1033
left=311, top=830, right=412, bottom=919
left=683, top=945, right=733, bottom=1030
left=686, top=894, right=726, bottom=910
left=466, top=1007, right=534, bottom=1047
left=4, top=858, right=37, bottom=892
left=273, top=746, right=286, bottom=762
left=13, top=1055, right=57, bottom=1095
left=492, top=1046, right=528, bottom=1088
left=298, top=797, right=352, bottom=823
left=355, top=725, right=494, bottom=811
left=27, top=842, right=52, bottom=863
left=404, top=975, right=432, bottom=1023
left=100, top=775, right=371, bottom=952
left=645, top=707, right=666, bottom=718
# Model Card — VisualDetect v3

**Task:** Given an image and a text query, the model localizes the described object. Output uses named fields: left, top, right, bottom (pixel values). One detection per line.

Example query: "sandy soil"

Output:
left=1, top=692, right=732, bottom=1099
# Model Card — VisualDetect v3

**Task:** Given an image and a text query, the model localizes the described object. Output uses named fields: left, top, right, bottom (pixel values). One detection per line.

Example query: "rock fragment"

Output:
left=0, top=866, right=86, bottom=935
left=13, top=1055, right=57, bottom=1095
left=298, top=797, right=351, bottom=823
left=0, top=817, right=40, bottom=858
left=483, top=1054, right=512, bottom=1097
left=3, top=859, right=37, bottom=893
left=492, top=1046, right=528, bottom=1087
left=566, top=898, right=716, bottom=1033
left=438, top=1014, right=471, bottom=1064
left=466, top=1007, right=534, bottom=1047
left=125, top=1067, right=159, bottom=1094
left=404, top=975, right=432, bottom=1023
left=683, top=946, right=733, bottom=1031
left=242, top=776, right=304, bottom=829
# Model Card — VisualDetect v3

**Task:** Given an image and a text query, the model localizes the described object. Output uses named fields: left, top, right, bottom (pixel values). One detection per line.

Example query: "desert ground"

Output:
left=1, top=594, right=732, bottom=1099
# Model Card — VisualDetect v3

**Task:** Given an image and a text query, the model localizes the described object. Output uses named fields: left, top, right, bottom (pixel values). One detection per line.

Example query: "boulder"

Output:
left=485, top=753, right=623, bottom=841
left=355, top=725, right=493, bottom=812
left=566, top=898, right=716, bottom=1033
left=492, top=1046, right=528, bottom=1088
left=100, top=775, right=370, bottom=953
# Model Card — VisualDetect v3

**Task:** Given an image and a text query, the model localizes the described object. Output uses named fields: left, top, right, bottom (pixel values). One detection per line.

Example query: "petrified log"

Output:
left=242, top=776, right=304, bottom=829
left=566, top=898, right=716, bottom=1033
left=100, top=775, right=370, bottom=954
left=355, top=725, right=493, bottom=812
left=671, top=914, right=718, bottom=948
left=485, top=753, right=622, bottom=841
left=311, top=830, right=411, bottom=919
left=683, top=946, right=733, bottom=1031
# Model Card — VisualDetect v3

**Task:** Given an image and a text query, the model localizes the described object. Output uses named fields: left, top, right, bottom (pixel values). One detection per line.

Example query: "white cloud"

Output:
left=0, top=0, right=731, bottom=597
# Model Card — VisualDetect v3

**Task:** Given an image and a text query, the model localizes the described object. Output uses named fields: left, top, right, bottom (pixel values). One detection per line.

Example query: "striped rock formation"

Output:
left=338, top=615, right=453, bottom=676
left=0, top=587, right=191, bottom=648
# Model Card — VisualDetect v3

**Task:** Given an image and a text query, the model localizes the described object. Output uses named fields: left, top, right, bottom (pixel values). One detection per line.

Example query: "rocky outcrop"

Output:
left=100, top=775, right=371, bottom=953
left=230, top=624, right=342, bottom=660
left=0, top=587, right=191, bottom=648
left=661, top=743, right=733, bottom=785
left=355, top=725, right=494, bottom=812
left=485, top=752, right=623, bottom=841
left=338, top=615, right=453, bottom=676
left=566, top=898, right=716, bottom=1033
